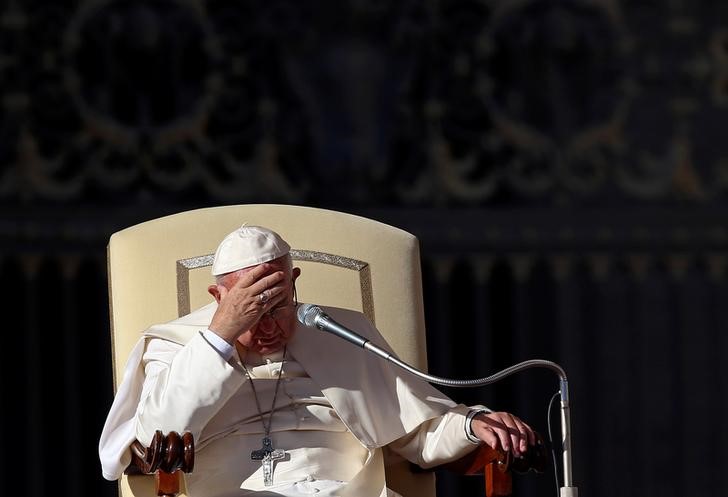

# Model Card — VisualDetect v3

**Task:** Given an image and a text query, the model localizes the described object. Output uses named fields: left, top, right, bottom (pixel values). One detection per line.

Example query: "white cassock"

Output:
left=99, top=304, right=485, bottom=497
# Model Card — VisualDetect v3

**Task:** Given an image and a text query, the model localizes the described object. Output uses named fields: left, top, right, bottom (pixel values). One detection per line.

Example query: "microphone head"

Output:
left=296, top=303, right=323, bottom=328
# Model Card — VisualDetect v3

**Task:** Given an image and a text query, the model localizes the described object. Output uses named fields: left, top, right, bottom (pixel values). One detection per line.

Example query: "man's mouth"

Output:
left=256, top=335, right=282, bottom=347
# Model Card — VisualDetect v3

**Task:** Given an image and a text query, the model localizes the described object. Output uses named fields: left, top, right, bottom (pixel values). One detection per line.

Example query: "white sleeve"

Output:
left=201, top=328, right=235, bottom=360
left=134, top=332, right=246, bottom=446
left=387, top=404, right=489, bottom=468
left=99, top=338, right=147, bottom=480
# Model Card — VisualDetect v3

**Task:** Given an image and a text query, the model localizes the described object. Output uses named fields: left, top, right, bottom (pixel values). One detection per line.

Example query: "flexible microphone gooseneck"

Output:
left=296, top=303, right=578, bottom=497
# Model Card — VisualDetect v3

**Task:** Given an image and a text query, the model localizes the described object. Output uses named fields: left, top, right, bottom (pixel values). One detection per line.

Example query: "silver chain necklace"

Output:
left=241, top=346, right=287, bottom=487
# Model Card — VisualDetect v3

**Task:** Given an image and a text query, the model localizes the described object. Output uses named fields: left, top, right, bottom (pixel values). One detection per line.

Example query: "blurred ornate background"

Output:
left=1, top=0, right=727, bottom=496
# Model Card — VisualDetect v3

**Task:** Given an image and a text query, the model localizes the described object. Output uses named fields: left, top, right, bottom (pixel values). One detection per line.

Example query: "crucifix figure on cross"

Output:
left=251, top=436, right=286, bottom=486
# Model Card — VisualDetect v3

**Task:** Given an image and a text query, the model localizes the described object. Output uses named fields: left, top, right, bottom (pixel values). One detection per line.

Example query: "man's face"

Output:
left=222, top=256, right=300, bottom=355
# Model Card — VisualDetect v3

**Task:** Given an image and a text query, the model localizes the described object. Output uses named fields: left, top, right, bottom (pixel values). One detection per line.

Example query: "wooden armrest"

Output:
left=125, top=430, right=194, bottom=497
left=124, top=430, right=546, bottom=497
left=437, top=433, right=549, bottom=497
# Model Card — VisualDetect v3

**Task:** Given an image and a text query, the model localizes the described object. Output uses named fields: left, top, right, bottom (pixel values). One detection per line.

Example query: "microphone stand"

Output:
left=299, top=304, right=578, bottom=497
left=364, top=347, right=578, bottom=497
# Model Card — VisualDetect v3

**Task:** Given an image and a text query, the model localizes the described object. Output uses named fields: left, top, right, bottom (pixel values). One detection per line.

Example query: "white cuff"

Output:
left=201, top=329, right=235, bottom=361
left=465, top=407, right=493, bottom=444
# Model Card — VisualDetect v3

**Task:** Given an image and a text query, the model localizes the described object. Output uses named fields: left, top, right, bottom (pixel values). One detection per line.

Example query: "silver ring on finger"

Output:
left=258, top=290, right=270, bottom=304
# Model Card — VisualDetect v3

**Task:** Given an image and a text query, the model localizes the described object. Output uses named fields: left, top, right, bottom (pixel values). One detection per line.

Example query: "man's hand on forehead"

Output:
left=208, top=263, right=288, bottom=343
left=251, top=263, right=283, bottom=279
left=237, top=263, right=290, bottom=292
left=238, top=263, right=284, bottom=287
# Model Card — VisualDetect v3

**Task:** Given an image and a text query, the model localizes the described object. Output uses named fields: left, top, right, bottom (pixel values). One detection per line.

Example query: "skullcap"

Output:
left=211, top=225, right=290, bottom=276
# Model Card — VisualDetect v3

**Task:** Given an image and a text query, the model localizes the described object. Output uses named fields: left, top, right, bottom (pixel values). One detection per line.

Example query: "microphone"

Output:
left=296, top=304, right=370, bottom=348
left=296, top=304, right=400, bottom=364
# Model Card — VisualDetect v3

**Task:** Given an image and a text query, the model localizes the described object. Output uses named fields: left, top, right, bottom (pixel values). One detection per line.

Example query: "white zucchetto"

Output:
left=211, top=225, right=290, bottom=276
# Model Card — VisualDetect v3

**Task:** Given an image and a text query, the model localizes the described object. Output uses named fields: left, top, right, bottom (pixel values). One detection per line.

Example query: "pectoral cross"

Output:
left=251, top=437, right=286, bottom=486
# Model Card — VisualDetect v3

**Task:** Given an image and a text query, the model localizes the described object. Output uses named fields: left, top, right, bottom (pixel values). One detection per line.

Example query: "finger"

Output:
left=248, top=271, right=286, bottom=295
left=476, top=425, right=500, bottom=451
left=233, top=264, right=283, bottom=292
left=217, top=284, right=229, bottom=301
left=510, top=416, right=531, bottom=453
left=255, top=289, right=269, bottom=306
left=255, top=284, right=287, bottom=307
left=522, top=420, right=536, bottom=447
left=484, top=415, right=511, bottom=452
left=236, top=263, right=271, bottom=288
left=498, top=414, right=521, bottom=454
left=267, top=286, right=289, bottom=307
left=493, top=413, right=518, bottom=452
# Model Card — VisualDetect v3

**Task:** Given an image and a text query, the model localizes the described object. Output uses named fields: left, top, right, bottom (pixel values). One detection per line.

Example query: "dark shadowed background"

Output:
left=2, top=1, right=727, bottom=496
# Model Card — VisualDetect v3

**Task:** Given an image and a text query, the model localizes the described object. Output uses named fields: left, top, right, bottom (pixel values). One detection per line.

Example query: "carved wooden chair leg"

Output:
left=126, top=430, right=195, bottom=497
left=447, top=444, right=512, bottom=497
left=484, top=459, right=512, bottom=497
left=441, top=433, right=548, bottom=497
left=155, top=470, right=181, bottom=497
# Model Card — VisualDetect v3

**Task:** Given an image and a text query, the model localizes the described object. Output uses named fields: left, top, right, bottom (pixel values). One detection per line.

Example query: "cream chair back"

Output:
left=107, top=204, right=435, bottom=497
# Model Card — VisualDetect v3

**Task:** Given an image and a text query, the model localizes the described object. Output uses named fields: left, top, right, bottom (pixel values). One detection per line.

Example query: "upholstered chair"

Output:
left=106, top=204, right=543, bottom=497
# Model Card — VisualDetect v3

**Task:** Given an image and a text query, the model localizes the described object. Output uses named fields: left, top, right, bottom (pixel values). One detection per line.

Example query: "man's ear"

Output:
left=208, top=284, right=222, bottom=302
left=292, top=267, right=301, bottom=280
